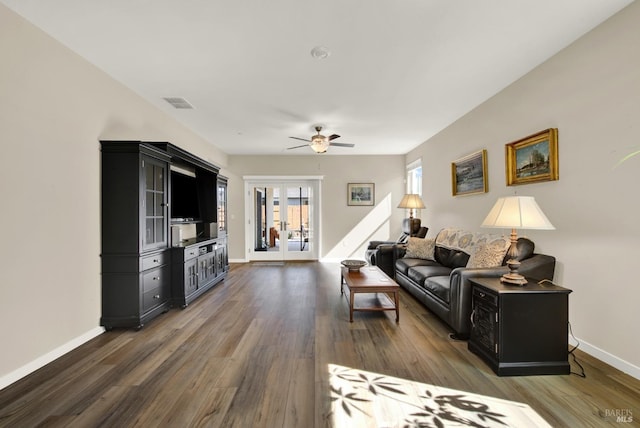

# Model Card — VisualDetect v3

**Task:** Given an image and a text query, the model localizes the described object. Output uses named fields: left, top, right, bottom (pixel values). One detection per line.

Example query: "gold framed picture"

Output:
left=347, top=183, right=375, bottom=206
left=451, top=149, right=488, bottom=196
left=506, top=128, right=559, bottom=186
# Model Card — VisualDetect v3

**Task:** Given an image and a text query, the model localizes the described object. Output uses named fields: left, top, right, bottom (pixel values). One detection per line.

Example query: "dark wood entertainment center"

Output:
left=100, top=141, right=228, bottom=329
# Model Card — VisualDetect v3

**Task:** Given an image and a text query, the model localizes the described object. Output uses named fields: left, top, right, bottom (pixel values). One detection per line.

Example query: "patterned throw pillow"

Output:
left=466, top=240, right=510, bottom=268
left=405, top=237, right=436, bottom=260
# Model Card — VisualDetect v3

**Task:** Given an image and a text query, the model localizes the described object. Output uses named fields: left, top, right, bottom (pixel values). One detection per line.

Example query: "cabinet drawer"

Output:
left=141, top=252, right=168, bottom=271
left=142, top=266, right=168, bottom=292
left=142, top=266, right=169, bottom=312
left=473, top=286, right=498, bottom=306
left=183, top=247, right=200, bottom=261
left=142, top=284, right=168, bottom=312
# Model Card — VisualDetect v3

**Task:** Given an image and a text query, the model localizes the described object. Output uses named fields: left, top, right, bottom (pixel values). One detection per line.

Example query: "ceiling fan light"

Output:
left=310, top=136, right=329, bottom=153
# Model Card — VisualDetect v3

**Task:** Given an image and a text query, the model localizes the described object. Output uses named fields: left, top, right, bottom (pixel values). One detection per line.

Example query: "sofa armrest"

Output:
left=373, top=244, right=407, bottom=266
left=375, top=243, right=398, bottom=263
left=447, top=253, right=556, bottom=337
left=367, top=240, right=396, bottom=250
left=393, top=244, right=407, bottom=260
left=514, top=253, right=556, bottom=282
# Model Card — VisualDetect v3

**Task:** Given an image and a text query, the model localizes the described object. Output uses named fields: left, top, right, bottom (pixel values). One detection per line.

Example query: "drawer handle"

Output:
left=153, top=259, right=159, bottom=263
left=470, top=310, right=476, bottom=327
left=153, top=294, right=160, bottom=299
left=479, top=292, right=486, bottom=298
left=153, top=276, right=160, bottom=281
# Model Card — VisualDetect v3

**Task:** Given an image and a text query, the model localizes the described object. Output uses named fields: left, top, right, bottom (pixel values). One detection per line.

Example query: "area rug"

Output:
left=328, top=364, right=551, bottom=427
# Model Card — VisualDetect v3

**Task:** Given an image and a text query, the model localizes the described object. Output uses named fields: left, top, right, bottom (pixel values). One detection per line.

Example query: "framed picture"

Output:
left=347, top=183, right=375, bottom=206
left=451, top=149, right=488, bottom=196
left=506, top=128, right=559, bottom=186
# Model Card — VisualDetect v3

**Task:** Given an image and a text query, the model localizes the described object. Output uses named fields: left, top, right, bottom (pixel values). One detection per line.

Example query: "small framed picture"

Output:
left=506, top=128, right=559, bottom=185
left=347, top=183, right=375, bottom=206
left=451, top=149, right=488, bottom=196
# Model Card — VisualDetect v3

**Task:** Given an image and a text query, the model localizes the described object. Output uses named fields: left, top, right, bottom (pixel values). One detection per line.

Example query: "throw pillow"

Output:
left=466, top=241, right=510, bottom=268
left=405, top=237, right=436, bottom=260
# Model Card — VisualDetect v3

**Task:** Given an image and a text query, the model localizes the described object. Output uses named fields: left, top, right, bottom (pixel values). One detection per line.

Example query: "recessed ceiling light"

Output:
left=310, top=46, right=330, bottom=59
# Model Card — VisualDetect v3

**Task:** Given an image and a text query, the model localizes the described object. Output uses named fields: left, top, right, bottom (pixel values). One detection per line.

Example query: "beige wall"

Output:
left=0, top=5, right=227, bottom=387
left=225, top=155, right=407, bottom=261
left=407, top=2, right=640, bottom=376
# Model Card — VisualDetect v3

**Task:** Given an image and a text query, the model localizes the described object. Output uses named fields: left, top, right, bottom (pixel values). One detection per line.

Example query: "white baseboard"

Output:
left=570, top=336, right=640, bottom=380
left=0, top=326, right=104, bottom=391
left=229, top=258, right=248, bottom=263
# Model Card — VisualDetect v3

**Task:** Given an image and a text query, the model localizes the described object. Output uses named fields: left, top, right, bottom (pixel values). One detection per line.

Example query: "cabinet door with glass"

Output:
left=141, top=155, right=168, bottom=250
left=217, top=176, right=228, bottom=237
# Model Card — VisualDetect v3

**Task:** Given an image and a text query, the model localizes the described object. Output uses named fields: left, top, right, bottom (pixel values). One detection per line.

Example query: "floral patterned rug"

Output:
left=329, top=364, right=551, bottom=427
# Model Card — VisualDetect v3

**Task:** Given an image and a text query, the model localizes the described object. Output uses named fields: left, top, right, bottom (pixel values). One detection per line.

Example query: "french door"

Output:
left=245, top=178, right=320, bottom=261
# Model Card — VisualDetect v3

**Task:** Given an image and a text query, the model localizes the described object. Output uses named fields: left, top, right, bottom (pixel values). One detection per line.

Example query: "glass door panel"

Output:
left=248, top=181, right=317, bottom=261
left=143, top=158, right=167, bottom=249
left=285, top=185, right=311, bottom=255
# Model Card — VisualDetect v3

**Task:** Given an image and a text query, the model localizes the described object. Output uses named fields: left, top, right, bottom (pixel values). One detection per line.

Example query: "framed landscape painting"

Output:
left=451, top=149, right=488, bottom=196
left=347, top=183, right=375, bottom=206
left=506, top=128, right=559, bottom=185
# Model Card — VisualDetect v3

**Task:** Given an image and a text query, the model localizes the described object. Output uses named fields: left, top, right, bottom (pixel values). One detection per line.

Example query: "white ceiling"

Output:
left=2, top=0, right=632, bottom=155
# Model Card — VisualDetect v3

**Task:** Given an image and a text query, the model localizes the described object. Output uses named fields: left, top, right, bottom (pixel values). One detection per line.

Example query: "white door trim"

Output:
left=244, top=176, right=323, bottom=261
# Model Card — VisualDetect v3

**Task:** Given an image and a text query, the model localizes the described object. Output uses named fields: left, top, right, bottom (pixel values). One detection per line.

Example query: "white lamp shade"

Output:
left=482, top=196, right=555, bottom=230
left=398, top=194, right=425, bottom=209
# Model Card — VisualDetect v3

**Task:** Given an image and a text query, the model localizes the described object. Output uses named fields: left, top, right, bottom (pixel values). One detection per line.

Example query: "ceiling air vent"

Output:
left=163, top=97, right=194, bottom=109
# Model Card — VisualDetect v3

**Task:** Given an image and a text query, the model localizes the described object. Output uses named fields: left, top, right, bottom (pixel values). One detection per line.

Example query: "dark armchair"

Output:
left=365, top=218, right=428, bottom=277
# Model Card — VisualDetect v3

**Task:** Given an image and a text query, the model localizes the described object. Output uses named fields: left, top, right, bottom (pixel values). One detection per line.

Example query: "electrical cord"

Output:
left=535, top=280, right=586, bottom=377
left=568, top=321, right=586, bottom=378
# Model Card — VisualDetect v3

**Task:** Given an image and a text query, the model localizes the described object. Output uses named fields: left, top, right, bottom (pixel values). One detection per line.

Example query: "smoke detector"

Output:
left=310, top=46, right=331, bottom=59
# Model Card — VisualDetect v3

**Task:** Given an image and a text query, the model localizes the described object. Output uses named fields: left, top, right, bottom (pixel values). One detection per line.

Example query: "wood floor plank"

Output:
left=0, top=261, right=638, bottom=427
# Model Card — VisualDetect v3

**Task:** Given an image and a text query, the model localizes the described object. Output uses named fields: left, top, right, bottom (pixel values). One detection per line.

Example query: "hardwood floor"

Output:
left=1, top=261, right=638, bottom=427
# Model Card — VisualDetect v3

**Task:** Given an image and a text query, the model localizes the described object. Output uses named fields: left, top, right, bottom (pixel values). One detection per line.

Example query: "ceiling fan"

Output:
left=287, top=126, right=355, bottom=153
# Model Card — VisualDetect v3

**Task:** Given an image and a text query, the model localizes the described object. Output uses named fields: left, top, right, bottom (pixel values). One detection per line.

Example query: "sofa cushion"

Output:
left=434, top=228, right=512, bottom=269
left=436, top=228, right=476, bottom=251
left=407, top=265, right=453, bottom=286
left=434, top=247, right=471, bottom=269
left=395, top=257, right=437, bottom=276
left=467, top=244, right=506, bottom=268
left=405, top=237, right=436, bottom=260
left=467, top=238, right=511, bottom=268
left=423, top=276, right=451, bottom=303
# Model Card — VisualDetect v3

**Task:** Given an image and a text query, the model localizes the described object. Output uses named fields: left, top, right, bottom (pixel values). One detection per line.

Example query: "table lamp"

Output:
left=398, top=194, right=425, bottom=219
left=481, top=196, right=555, bottom=285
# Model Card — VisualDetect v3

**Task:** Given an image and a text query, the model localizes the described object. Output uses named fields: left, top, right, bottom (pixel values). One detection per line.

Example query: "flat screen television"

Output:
left=171, top=171, right=200, bottom=222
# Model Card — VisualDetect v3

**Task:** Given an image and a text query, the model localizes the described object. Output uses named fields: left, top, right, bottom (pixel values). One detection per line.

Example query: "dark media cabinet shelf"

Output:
left=171, top=236, right=228, bottom=308
left=468, top=277, right=572, bottom=376
left=100, top=141, right=228, bottom=330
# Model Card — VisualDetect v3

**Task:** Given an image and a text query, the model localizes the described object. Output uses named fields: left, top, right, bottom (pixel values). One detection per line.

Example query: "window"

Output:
left=406, top=159, right=422, bottom=195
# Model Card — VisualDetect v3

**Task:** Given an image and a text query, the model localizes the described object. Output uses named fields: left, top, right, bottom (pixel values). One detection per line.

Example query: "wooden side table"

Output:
left=468, top=277, right=572, bottom=376
left=340, top=266, right=400, bottom=323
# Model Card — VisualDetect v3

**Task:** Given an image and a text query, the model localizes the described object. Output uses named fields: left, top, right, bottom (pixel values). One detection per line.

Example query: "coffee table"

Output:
left=340, top=265, right=400, bottom=323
